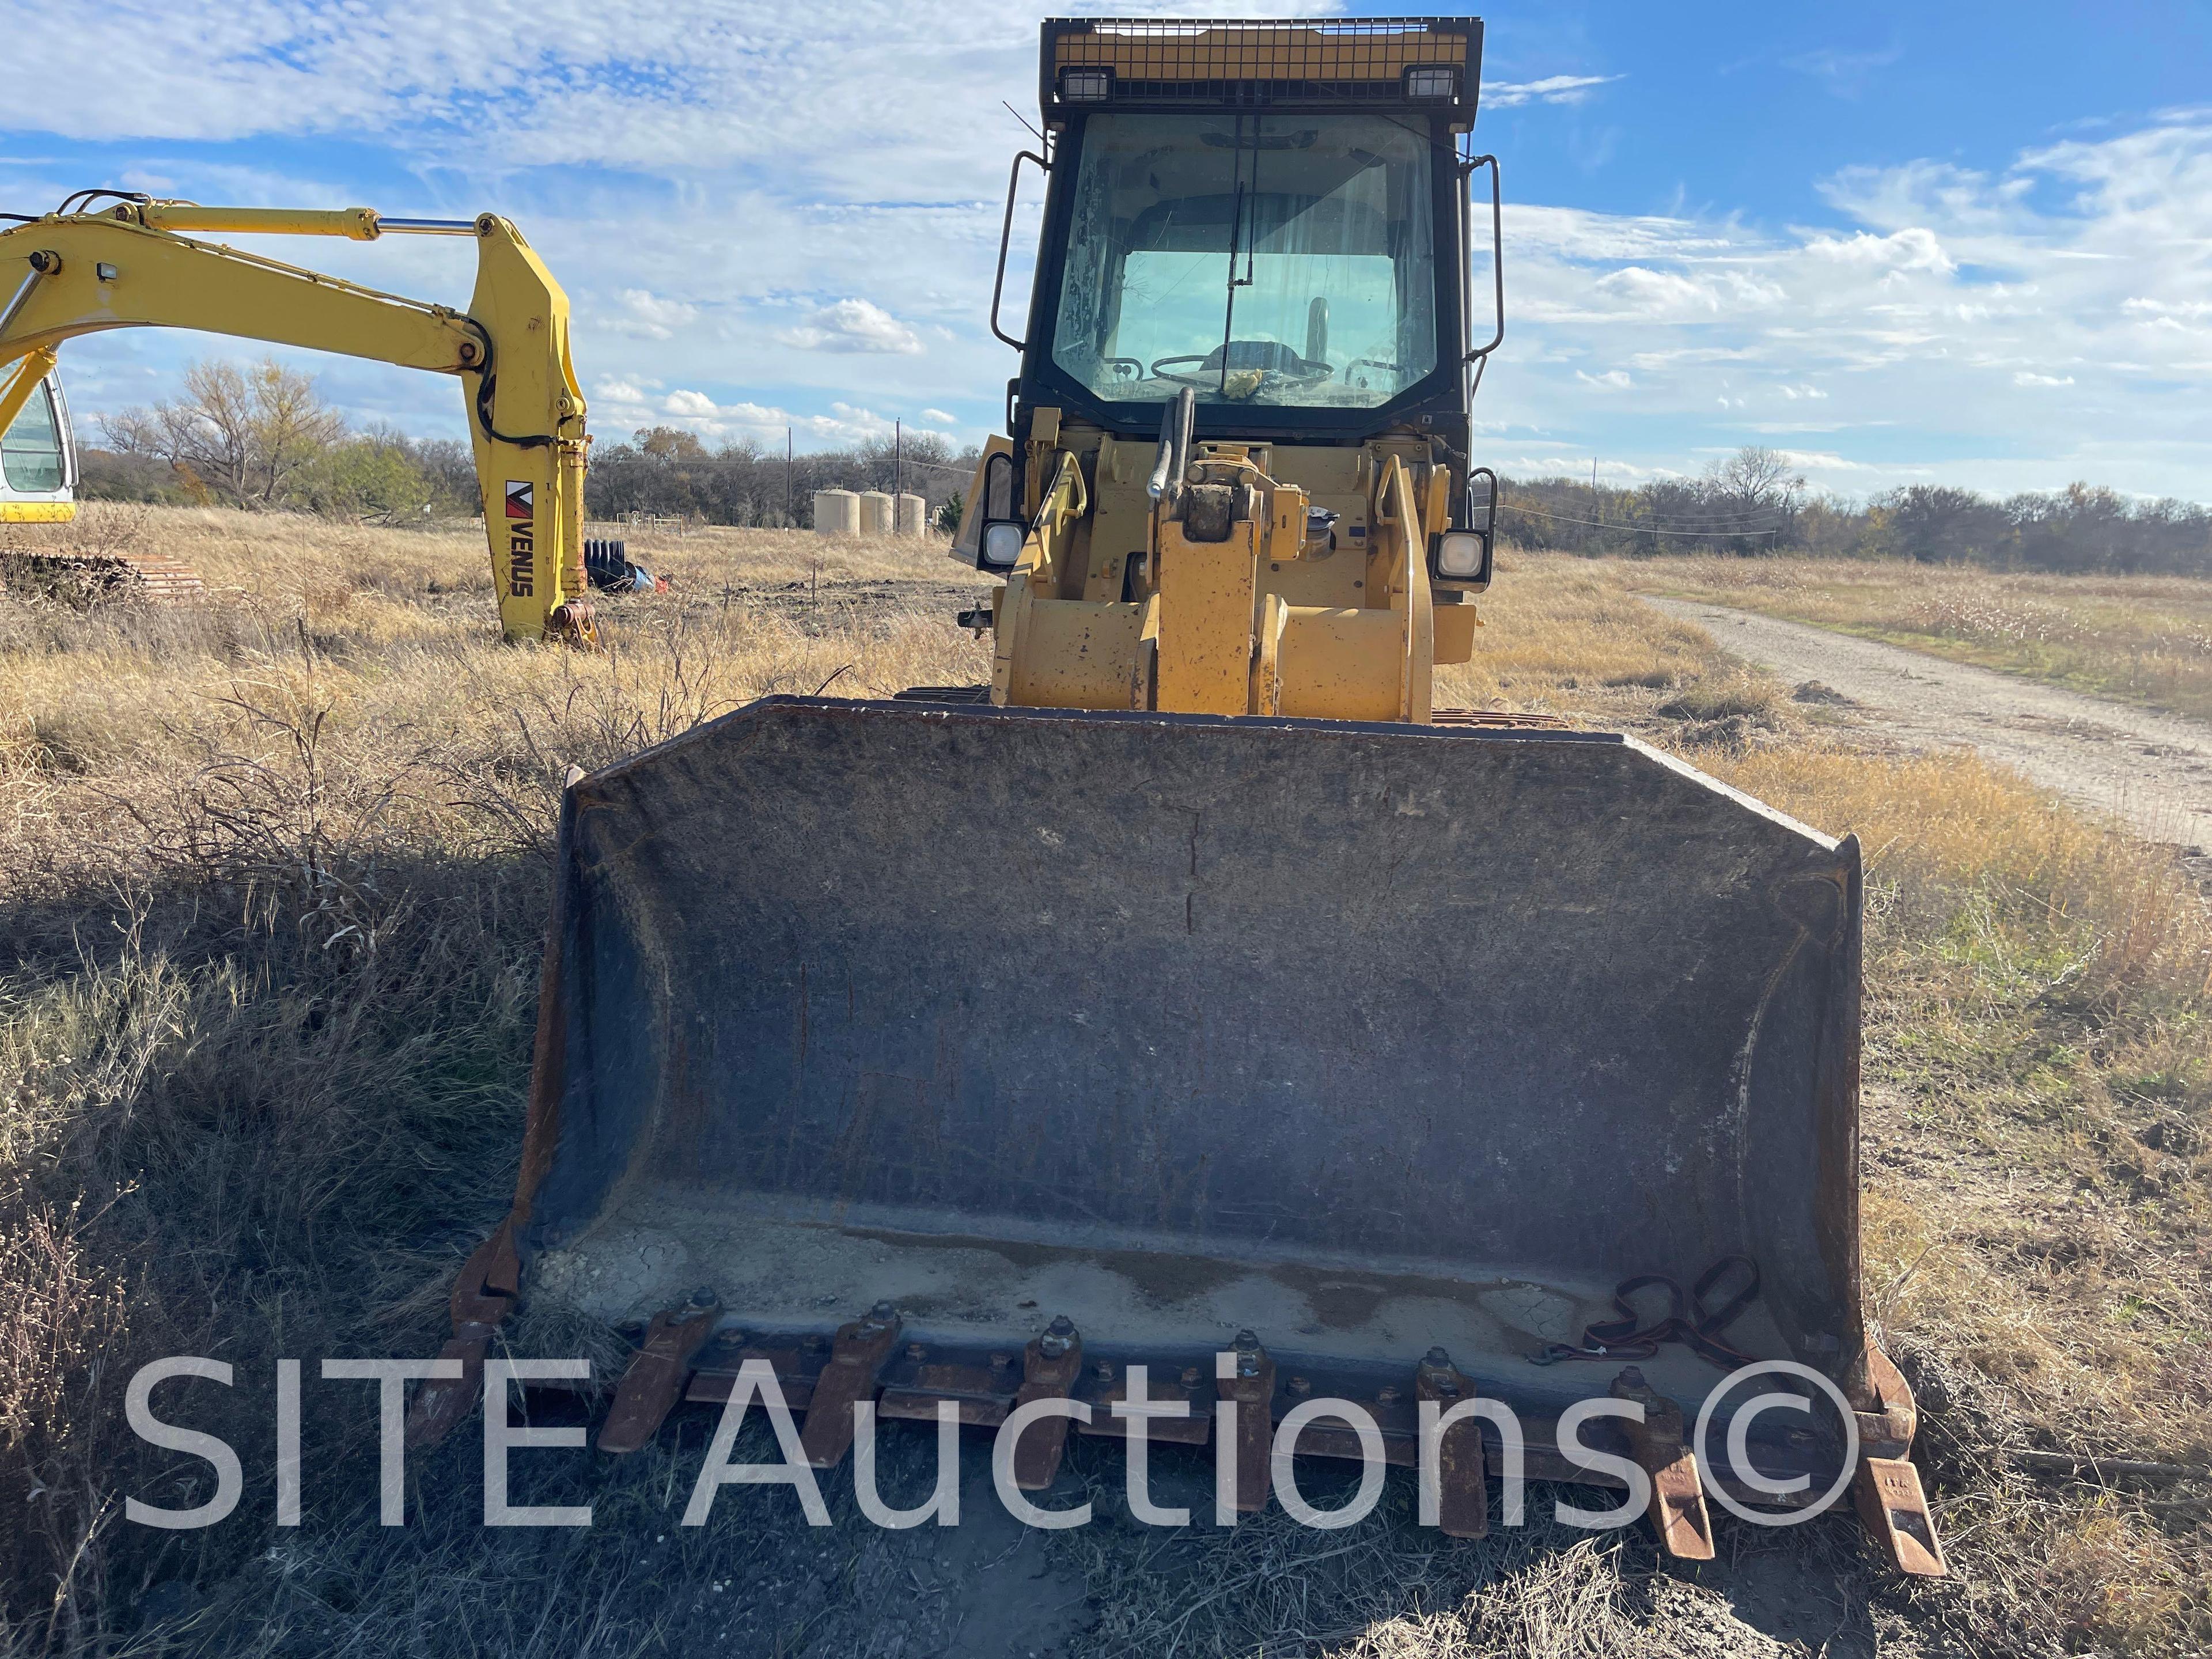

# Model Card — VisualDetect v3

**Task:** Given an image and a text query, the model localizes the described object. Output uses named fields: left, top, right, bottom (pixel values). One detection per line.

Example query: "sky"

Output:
left=5, top=1, right=2210, bottom=501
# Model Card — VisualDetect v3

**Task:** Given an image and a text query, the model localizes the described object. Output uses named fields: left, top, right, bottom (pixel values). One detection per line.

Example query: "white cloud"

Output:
left=612, top=289, right=699, bottom=340
left=1481, top=109, right=2212, bottom=495
left=1801, top=227, right=1956, bottom=274
left=920, top=407, right=957, bottom=425
left=1576, top=369, right=1633, bottom=389
left=1486, top=74, right=1623, bottom=109
left=774, top=299, right=924, bottom=355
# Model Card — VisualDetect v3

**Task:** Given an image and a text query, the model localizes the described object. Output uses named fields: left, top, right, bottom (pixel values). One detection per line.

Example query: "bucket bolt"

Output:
left=1418, top=1346, right=1463, bottom=1399
left=1233, top=1329, right=1266, bottom=1380
left=1039, top=1315, right=1078, bottom=1360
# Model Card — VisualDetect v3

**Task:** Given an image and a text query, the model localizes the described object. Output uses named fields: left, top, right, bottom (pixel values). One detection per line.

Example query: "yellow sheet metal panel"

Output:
left=0, top=501, right=75, bottom=522
left=1155, top=520, right=1257, bottom=714
left=1081, top=439, right=1153, bottom=604
left=1274, top=605, right=1403, bottom=721
left=1433, top=600, right=1479, bottom=665
left=1007, top=599, right=1145, bottom=709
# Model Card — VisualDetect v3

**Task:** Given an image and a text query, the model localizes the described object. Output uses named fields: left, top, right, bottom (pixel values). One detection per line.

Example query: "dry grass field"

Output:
left=1612, top=555, right=2212, bottom=724
left=2, top=507, right=2207, bottom=1657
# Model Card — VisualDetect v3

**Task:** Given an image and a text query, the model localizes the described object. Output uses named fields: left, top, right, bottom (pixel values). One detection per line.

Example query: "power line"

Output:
left=1505, top=504, right=1787, bottom=539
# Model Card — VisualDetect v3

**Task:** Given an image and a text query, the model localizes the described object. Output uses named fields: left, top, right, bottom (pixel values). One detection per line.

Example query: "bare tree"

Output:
left=1706, top=445, right=1806, bottom=514
left=102, top=358, right=344, bottom=509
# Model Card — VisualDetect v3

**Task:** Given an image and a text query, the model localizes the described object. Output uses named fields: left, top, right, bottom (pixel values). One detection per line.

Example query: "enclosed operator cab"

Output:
left=952, top=17, right=1503, bottom=721
left=0, top=368, right=76, bottom=524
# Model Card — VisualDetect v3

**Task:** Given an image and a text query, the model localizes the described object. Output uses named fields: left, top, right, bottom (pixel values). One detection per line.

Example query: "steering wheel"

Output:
left=1147, top=353, right=1226, bottom=388
left=1147, top=347, right=1336, bottom=389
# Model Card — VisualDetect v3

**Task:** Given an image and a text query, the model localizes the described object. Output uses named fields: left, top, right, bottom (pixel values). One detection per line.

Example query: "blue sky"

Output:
left=6, top=0, right=2210, bottom=499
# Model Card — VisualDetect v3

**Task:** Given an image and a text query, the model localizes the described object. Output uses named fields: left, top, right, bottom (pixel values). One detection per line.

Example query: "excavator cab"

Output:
left=416, top=18, right=1945, bottom=1575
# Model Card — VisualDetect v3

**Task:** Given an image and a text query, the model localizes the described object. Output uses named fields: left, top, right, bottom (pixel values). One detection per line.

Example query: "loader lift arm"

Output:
left=0, top=198, right=594, bottom=643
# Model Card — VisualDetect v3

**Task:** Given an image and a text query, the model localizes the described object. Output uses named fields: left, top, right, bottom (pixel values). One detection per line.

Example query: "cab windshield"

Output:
left=1, top=381, right=66, bottom=493
left=1050, top=112, right=1438, bottom=411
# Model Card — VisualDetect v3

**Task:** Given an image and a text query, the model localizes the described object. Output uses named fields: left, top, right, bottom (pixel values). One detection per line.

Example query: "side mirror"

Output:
left=976, top=450, right=1025, bottom=574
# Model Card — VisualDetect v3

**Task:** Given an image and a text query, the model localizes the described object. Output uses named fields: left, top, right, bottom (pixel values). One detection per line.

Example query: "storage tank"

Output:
left=895, top=493, right=928, bottom=537
left=812, top=489, right=859, bottom=537
left=857, top=490, right=895, bottom=536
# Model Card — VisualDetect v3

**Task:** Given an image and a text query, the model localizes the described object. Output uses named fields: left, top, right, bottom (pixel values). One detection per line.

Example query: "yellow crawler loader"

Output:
left=411, top=17, right=1944, bottom=1572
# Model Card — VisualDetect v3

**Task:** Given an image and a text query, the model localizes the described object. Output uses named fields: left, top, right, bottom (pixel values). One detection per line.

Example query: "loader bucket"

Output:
left=503, top=696, right=1870, bottom=1504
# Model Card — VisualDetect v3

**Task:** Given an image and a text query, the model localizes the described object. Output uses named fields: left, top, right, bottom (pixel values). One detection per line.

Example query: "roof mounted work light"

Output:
left=1059, top=67, right=1113, bottom=101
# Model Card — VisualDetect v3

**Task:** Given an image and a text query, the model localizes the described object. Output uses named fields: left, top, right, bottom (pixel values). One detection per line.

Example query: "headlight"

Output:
left=1433, top=531, right=1486, bottom=580
left=1059, top=68, right=1112, bottom=102
left=1404, top=66, right=1458, bottom=100
left=980, top=521, right=1026, bottom=571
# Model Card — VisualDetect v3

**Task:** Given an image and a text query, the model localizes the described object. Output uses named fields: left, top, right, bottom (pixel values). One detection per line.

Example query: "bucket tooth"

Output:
left=1217, top=1330, right=1277, bottom=1514
left=1008, top=1316, right=1085, bottom=1491
left=1854, top=1340, right=1919, bottom=1459
left=403, top=1222, right=518, bottom=1450
left=597, top=1287, right=721, bottom=1454
left=1416, top=1346, right=1488, bottom=1539
left=1611, top=1365, right=1715, bottom=1562
left=1854, top=1457, right=1948, bottom=1577
left=797, top=1302, right=902, bottom=1470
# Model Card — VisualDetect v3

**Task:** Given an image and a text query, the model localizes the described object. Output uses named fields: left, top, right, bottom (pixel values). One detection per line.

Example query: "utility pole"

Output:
left=1591, top=458, right=1597, bottom=493
left=785, top=427, right=793, bottom=527
left=895, top=420, right=903, bottom=501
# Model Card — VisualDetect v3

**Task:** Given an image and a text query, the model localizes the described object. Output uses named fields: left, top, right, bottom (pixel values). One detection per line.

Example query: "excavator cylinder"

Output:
left=502, top=697, right=1868, bottom=1499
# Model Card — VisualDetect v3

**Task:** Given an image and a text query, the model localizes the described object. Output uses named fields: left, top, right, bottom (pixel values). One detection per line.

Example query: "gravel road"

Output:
left=1645, top=596, right=2212, bottom=853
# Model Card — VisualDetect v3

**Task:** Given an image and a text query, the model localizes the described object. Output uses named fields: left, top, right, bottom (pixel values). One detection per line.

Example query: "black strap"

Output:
left=1531, top=1255, right=1762, bottom=1370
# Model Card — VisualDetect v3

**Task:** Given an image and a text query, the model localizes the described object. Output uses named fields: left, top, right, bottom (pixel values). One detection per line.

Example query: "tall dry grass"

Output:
left=1619, top=554, right=2212, bottom=721
left=0, top=507, right=2205, bottom=1654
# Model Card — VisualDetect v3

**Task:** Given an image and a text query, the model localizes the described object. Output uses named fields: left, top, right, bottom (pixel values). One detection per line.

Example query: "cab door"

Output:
left=0, top=372, right=77, bottom=522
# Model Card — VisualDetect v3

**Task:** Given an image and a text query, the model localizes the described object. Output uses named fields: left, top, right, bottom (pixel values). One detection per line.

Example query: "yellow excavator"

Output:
left=0, top=193, right=595, bottom=642
left=399, top=18, right=1937, bottom=1573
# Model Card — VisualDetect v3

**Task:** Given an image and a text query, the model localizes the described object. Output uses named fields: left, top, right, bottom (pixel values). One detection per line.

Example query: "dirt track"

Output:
left=1647, top=596, right=2212, bottom=854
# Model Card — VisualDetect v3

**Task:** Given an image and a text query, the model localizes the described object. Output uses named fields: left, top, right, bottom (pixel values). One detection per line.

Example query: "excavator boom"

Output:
left=0, top=199, right=593, bottom=642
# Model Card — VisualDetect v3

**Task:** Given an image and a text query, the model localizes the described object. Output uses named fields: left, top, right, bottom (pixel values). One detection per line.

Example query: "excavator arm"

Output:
left=0, top=199, right=593, bottom=643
